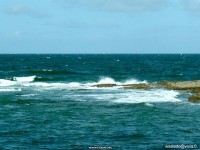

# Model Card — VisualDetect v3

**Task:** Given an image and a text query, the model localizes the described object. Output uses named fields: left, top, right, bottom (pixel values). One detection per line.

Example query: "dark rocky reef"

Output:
left=123, top=83, right=151, bottom=90
left=92, top=80, right=200, bottom=103
left=92, top=84, right=117, bottom=87
left=188, top=94, right=200, bottom=103
left=158, top=80, right=200, bottom=90
left=158, top=80, right=200, bottom=103
left=92, top=83, right=151, bottom=89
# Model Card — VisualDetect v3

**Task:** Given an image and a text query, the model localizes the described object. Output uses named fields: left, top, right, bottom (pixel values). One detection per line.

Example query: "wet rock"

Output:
left=188, top=94, right=200, bottom=103
left=158, top=80, right=200, bottom=90
left=93, top=84, right=117, bottom=87
left=123, top=83, right=151, bottom=90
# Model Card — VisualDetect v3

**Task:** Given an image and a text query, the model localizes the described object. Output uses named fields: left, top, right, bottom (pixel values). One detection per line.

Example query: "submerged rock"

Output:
left=93, top=84, right=117, bottom=87
left=123, top=83, right=151, bottom=90
left=188, top=94, right=200, bottom=103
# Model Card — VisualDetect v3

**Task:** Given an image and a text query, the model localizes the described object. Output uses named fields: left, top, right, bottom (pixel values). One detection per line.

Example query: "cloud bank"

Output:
left=54, top=0, right=168, bottom=12
left=5, top=31, right=24, bottom=38
left=5, top=4, right=49, bottom=18
left=182, top=0, right=200, bottom=13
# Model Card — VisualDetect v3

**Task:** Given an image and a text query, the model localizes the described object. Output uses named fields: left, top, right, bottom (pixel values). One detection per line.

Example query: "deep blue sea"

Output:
left=0, top=54, right=200, bottom=150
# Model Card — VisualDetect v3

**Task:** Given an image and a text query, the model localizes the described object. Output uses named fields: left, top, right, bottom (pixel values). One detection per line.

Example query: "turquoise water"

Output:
left=0, top=54, right=200, bottom=149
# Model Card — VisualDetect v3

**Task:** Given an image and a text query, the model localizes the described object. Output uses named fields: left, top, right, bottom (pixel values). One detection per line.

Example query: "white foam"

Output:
left=43, top=69, right=52, bottom=72
left=112, top=89, right=181, bottom=103
left=0, top=88, right=21, bottom=92
left=94, top=77, right=147, bottom=86
left=122, top=79, right=147, bottom=85
left=67, top=82, right=81, bottom=87
left=21, top=94, right=37, bottom=97
left=0, top=76, right=183, bottom=103
left=145, top=103, right=154, bottom=107
left=13, top=76, right=36, bottom=83
left=0, top=79, right=16, bottom=86
left=23, top=82, right=65, bottom=87
left=0, top=76, right=146, bottom=89
left=19, top=77, right=147, bottom=91
left=97, top=77, right=117, bottom=84
left=67, top=88, right=181, bottom=104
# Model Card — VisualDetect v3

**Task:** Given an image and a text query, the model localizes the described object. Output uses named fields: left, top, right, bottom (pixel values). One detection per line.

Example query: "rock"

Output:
left=93, top=84, right=117, bottom=87
left=188, top=94, right=200, bottom=103
left=91, top=80, right=200, bottom=103
left=158, top=80, right=200, bottom=90
left=123, top=83, right=151, bottom=90
left=190, top=88, right=200, bottom=93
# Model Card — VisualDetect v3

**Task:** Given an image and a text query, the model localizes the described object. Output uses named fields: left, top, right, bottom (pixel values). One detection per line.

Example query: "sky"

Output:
left=0, top=0, right=200, bottom=54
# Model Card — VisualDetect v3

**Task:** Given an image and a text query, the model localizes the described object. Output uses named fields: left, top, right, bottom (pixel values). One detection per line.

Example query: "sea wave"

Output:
left=91, top=77, right=147, bottom=85
left=28, top=70, right=78, bottom=75
left=0, top=76, right=36, bottom=86
left=111, top=89, right=181, bottom=103
left=0, top=76, right=145, bottom=88
left=0, top=76, right=183, bottom=103
left=0, top=88, right=21, bottom=92
left=13, top=76, right=36, bottom=82
left=0, top=79, right=16, bottom=86
left=65, top=89, right=181, bottom=103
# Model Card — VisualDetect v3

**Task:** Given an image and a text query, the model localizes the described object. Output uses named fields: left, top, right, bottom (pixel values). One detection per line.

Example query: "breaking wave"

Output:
left=0, top=76, right=145, bottom=88
left=96, top=77, right=146, bottom=85
left=0, top=76, right=183, bottom=103
left=13, top=76, right=36, bottom=82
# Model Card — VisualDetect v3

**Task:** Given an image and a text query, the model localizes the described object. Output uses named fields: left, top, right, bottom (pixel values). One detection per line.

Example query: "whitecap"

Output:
left=0, top=88, right=21, bottom=92
left=97, top=77, right=117, bottom=84
left=112, top=89, right=181, bottom=104
left=145, top=103, right=154, bottom=107
left=21, top=94, right=37, bottom=97
left=0, top=79, right=16, bottom=86
left=13, top=76, right=36, bottom=83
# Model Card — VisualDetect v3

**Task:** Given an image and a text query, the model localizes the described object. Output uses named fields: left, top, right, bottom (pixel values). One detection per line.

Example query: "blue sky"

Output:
left=0, top=0, right=200, bottom=53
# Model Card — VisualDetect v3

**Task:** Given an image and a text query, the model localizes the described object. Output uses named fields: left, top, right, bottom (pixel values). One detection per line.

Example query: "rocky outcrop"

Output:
left=93, top=83, right=151, bottom=89
left=92, top=80, right=200, bottom=103
left=93, top=84, right=117, bottom=87
left=188, top=94, right=200, bottom=103
left=123, top=83, right=151, bottom=90
left=158, top=80, right=200, bottom=90
left=158, top=80, right=200, bottom=103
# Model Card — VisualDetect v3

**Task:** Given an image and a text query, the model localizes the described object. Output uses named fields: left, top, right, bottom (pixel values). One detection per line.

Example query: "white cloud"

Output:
left=46, top=20, right=120, bottom=28
left=5, top=4, right=49, bottom=18
left=90, top=0, right=167, bottom=12
left=54, top=0, right=169, bottom=12
left=182, top=0, right=200, bottom=13
left=6, top=31, right=24, bottom=38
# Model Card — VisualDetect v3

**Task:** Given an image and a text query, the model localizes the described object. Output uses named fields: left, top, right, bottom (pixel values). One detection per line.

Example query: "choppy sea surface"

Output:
left=0, top=54, right=200, bottom=150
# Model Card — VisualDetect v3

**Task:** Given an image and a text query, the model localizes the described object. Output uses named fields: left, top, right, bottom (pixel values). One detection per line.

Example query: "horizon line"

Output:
left=0, top=53, right=200, bottom=55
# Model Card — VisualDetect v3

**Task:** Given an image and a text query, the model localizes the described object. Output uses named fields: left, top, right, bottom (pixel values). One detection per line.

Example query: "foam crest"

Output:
left=0, top=79, right=16, bottom=86
left=97, top=77, right=117, bottom=84
left=113, top=89, right=181, bottom=103
left=67, top=82, right=81, bottom=87
left=23, top=82, right=66, bottom=87
left=0, top=76, right=183, bottom=103
left=69, top=89, right=181, bottom=103
left=0, top=88, right=21, bottom=92
left=123, top=79, right=147, bottom=85
left=95, top=77, right=147, bottom=86
left=94, top=77, right=147, bottom=86
left=13, top=76, right=36, bottom=82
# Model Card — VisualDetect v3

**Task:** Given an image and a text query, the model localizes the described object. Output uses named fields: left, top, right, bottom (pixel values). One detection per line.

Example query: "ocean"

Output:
left=0, top=54, right=199, bottom=149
